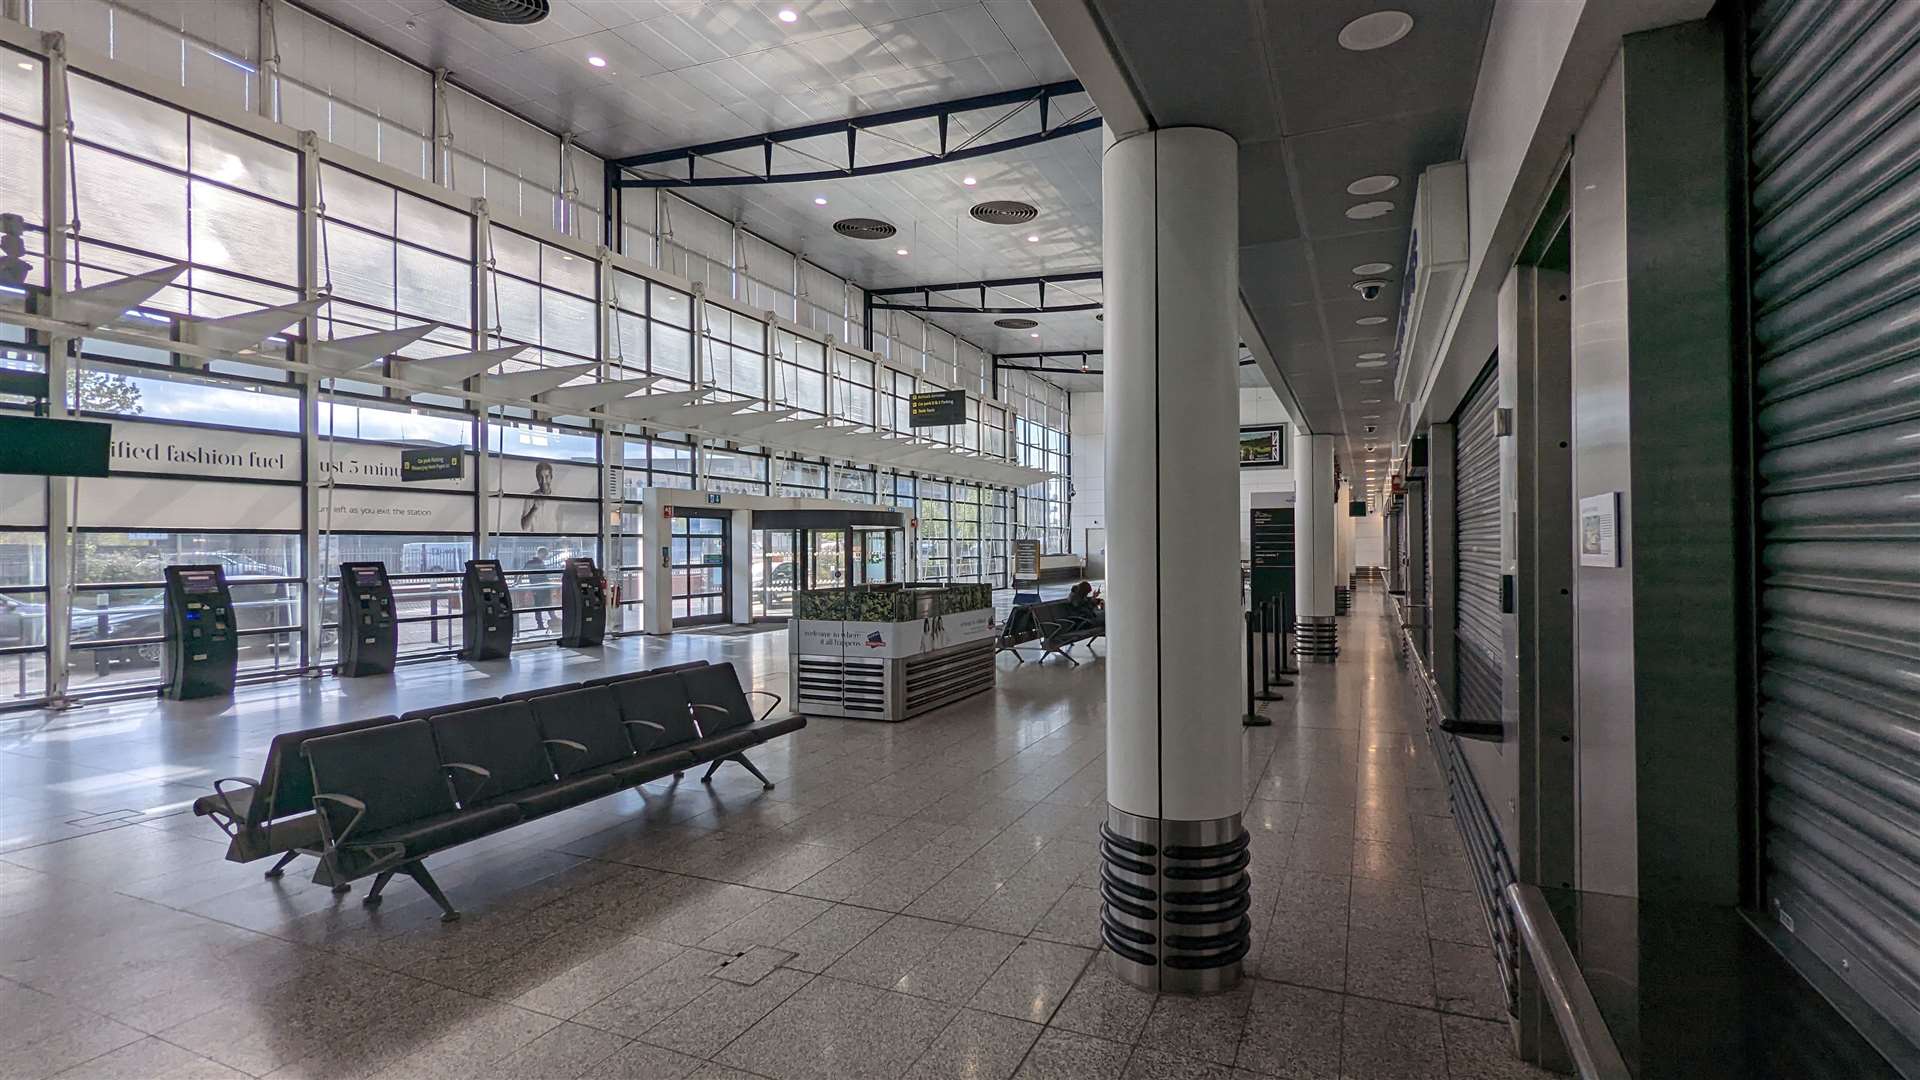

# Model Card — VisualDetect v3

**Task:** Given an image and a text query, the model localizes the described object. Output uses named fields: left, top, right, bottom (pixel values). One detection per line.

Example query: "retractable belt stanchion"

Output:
left=1243, top=609, right=1269, bottom=727
left=1255, top=599, right=1284, bottom=704
left=1267, top=598, right=1293, bottom=688
left=1279, top=596, right=1300, bottom=676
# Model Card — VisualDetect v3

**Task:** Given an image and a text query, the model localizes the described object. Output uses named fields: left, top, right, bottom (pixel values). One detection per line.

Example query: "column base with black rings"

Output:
left=1294, top=614, right=1338, bottom=660
left=1099, top=806, right=1251, bottom=993
left=1333, top=586, right=1350, bottom=614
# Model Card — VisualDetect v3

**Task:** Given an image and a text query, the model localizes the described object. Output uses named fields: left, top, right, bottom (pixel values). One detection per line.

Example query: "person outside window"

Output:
left=525, top=545, right=552, bottom=630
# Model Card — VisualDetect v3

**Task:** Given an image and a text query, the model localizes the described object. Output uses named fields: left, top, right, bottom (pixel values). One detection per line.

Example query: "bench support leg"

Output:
left=733, top=753, right=774, bottom=790
left=700, top=753, right=775, bottom=790
left=402, top=861, right=460, bottom=923
left=264, top=851, right=299, bottom=879
left=362, top=869, right=395, bottom=907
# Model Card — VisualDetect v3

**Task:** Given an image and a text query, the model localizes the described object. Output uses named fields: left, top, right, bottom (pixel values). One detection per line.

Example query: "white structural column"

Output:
left=1099, top=126, right=1248, bottom=993
left=1335, top=479, right=1354, bottom=613
left=1294, top=433, right=1338, bottom=658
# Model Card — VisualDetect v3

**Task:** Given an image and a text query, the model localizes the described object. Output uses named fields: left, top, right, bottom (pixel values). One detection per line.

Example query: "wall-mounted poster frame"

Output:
left=1239, top=425, right=1286, bottom=468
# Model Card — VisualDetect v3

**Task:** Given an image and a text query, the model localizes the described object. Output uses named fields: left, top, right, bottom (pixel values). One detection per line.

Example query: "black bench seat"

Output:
left=287, top=661, right=804, bottom=921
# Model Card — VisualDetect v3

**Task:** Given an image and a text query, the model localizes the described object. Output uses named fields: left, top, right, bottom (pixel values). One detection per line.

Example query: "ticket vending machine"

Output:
left=337, top=561, right=397, bottom=677
left=161, top=565, right=237, bottom=700
left=459, top=559, right=514, bottom=661
left=559, top=556, right=607, bottom=648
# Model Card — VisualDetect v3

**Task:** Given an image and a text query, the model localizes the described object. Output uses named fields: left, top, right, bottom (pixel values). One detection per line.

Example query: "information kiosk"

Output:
left=337, top=561, right=397, bottom=677
left=559, top=556, right=607, bottom=648
left=460, top=559, right=514, bottom=660
left=161, top=564, right=237, bottom=699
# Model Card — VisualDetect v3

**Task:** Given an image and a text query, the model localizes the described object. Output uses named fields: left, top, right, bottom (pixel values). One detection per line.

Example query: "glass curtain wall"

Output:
left=0, top=36, right=1049, bottom=706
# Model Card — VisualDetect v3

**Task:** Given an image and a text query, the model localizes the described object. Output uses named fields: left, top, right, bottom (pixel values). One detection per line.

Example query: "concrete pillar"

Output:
left=1293, top=433, right=1337, bottom=658
left=1098, top=125, right=1248, bottom=993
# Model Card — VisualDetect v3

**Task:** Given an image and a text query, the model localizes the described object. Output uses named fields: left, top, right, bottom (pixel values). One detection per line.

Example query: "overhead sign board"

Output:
left=909, top=388, right=966, bottom=428
left=400, top=447, right=464, bottom=482
left=0, top=415, right=111, bottom=477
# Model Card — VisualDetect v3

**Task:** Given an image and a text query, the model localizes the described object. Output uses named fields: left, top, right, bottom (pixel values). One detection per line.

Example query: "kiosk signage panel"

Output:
left=161, top=564, right=237, bottom=699
left=338, top=561, right=397, bottom=676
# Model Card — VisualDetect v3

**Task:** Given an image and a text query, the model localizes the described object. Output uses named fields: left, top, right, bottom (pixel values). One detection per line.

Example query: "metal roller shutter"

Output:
left=1749, top=0, right=1920, bottom=1041
left=1453, top=366, right=1502, bottom=727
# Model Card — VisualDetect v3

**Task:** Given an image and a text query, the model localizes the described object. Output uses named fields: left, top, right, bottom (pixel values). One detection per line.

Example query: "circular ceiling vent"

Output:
left=970, top=200, right=1039, bottom=225
left=994, top=317, right=1039, bottom=330
left=833, top=217, right=897, bottom=240
left=443, top=0, right=549, bottom=24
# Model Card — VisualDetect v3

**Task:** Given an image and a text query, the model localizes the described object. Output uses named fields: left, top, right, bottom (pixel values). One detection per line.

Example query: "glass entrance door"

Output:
left=854, top=528, right=896, bottom=585
left=751, top=528, right=798, bottom=619
left=670, top=514, right=729, bottom=625
left=807, top=528, right=848, bottom=589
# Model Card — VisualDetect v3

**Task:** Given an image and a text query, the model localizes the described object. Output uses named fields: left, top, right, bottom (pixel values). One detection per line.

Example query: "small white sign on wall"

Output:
left=1579, top=492, right=1621, bottom=567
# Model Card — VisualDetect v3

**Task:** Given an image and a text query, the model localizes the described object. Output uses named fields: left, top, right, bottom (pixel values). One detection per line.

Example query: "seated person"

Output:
left=1065, top=580, right=1105, bottom=630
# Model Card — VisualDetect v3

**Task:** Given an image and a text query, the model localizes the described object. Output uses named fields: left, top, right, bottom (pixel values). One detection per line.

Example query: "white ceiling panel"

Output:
left=312, top=0, right=1096, bottom=390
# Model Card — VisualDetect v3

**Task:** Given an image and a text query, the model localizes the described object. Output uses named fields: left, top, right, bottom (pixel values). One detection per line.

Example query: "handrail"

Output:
left=1506, top=883, right=1633, bottom=1080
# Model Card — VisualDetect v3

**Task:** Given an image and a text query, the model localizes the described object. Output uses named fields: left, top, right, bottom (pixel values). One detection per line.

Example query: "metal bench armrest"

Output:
left=746, top=689, right=784, bottom=723
left=311, top=792, right=367, bottom=848
left=542, top=738, right=587, bottom=756
left=623, top=719, right=666, bottom=733
left=443, top=762, right=492, bottom=805
left=202, top=777, right=259, bottom=835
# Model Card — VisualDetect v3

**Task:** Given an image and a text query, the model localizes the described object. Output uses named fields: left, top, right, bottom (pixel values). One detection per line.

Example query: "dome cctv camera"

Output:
left=1352, top=278, right=1388, bottom=302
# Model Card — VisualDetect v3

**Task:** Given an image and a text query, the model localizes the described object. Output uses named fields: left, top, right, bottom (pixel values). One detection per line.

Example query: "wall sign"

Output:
left=400, top=448, right=464, bottom=482
left=909, top=388, right=966, bottom=427
left=1579, top=492, right=1621, bottom=567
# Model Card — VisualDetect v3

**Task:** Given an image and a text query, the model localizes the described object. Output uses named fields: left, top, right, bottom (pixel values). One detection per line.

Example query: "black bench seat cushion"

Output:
left=428, top=703, right=560, bottom=804
left=355, top=803, right=520, bottom=856
left=685, top=713, right=808, bottom=762
left=609, top=674, right=701, bottom=750
left=429, top=702, right=620, bottom=817
left=511, top=773, right=621, bottom=817
left=303, top=719, right=523, bottom=874
left=679, top=662, right=756, bottom=736
left=529, top=687, right=638, bottom=776
left=585, top=747, right=698, bottom=789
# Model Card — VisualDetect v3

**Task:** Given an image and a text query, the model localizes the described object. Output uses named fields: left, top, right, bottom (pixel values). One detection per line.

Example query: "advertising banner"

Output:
left=109, top=420, right=300, bottom=482
left=792, top=607, right=993, bottom=659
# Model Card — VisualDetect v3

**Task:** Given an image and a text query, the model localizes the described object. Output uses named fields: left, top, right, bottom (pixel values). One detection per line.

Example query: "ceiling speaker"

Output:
left=443, top=0, right=549, bottom=24
left=832, top=218, right=897, bottom=240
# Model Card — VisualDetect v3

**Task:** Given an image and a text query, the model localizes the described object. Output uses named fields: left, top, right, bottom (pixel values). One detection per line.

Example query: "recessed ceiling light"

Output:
left=1352, top=262, right=1393, bottom=275
left=778, top=8, right=798, bottom=23
left=1345, top=201, right=1395, bottom=220
left=895, top=248, right=909, bottom=256
left=15, top=61, right=32, bottom=71
left=587, top=55, right=607, bottom=68
left=1356, top=316, right=1387, bottom=326
left=962, top=175, right=978, bottom=186
left=1357, top=352, right=1386, bottom=360
left=814, top=197, right=827, bottom=206
left=1025, top=234, right=1039, bottom=243
left=1361, top=398, right=1383, bottom=404
left=1360, top=378, right=1384, bottom=384
left=1029, top=332, right=1040, bottom=339
left=1355, top=360, right=1388, bottom=368
left=1347, top=175, right=1398, bottom=196
left=1339, top=10, right=1414, bottom=51
left=1362, top=414, right=1380, bottom=420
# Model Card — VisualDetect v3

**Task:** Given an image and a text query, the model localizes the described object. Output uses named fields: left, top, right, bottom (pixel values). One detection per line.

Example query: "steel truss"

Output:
left=608, top=81, right=1097, bottom=189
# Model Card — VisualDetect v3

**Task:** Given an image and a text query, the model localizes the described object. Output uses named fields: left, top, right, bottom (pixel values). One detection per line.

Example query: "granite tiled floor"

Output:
left=0, top=585, right=1548, bottom=1079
